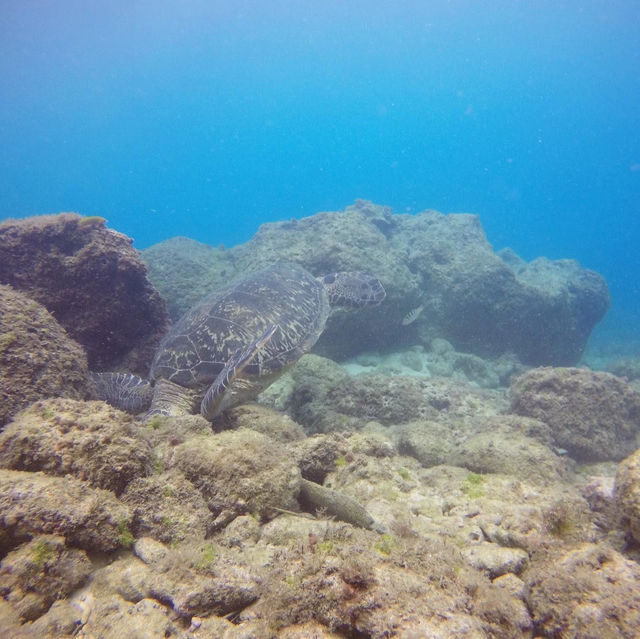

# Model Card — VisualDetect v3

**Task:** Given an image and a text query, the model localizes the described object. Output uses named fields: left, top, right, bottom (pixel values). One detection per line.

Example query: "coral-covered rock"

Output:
left=0, top=600, right=23, bottom=639
left=0, top=469, right=131, bottom=552
left=142, top=236, right=236, bottom=321
left=0, top=285, right=92, bottom=428
left=394, top=420, right=459, bottom=468
left=133, top=537, right=170, bottom=566
left=614, top=447, right=640, bottom=543
left=0, top=213, right=169, bottom=372
left=327, top=374, right=505, bottom=428
left=170, top=572, right=259, bottom=618
left=144, top=200, right=609, bottom=366
left=510, top=367, right=640, bottom=461
left=264, top=354, right=505, bottom=433
left=260, top=354, right=355, bottom=433
left=90, top=545, right=259, bottom=620
left=292, top=433, right=351, bottom=483
left=395, top=415, right=564, bottom=483
left=524, top=544, right=640, bottom=637
left=0, top=398, right=153, bottom=495
left=0, top=535, right=91, bottom=621
left=452, top=432, right=566, bottom=484
left=171, top=429, right=301, bottom=521
left=65, top=594, right=183, bottom=639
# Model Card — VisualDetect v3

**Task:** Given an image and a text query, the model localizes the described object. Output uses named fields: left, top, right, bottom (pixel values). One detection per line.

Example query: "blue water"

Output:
left=1, top=1, right=638, bottom=346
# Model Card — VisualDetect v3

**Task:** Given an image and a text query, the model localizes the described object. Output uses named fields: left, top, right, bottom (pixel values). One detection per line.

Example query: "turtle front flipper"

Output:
left=91, top=372, right=154, bottom=414
left=201, top=324, right=278, bottom=420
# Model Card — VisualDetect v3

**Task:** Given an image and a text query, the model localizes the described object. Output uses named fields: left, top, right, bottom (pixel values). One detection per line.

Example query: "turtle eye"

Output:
left=324, top=274, right=336, bottom=284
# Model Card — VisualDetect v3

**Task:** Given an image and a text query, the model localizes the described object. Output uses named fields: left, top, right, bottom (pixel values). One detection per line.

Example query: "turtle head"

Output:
left=320, top=272, right=386, bottom=309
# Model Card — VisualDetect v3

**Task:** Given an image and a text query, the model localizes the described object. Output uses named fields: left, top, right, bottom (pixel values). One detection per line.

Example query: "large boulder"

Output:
left=0, top=398, right=153, bottom=495
left=0, top=469, right=131, bottom=553
left=510, top=367, right=640, bottom=461
left=0, top=213, right=169, bottom=372
left=142, top=236, right=235, bottom=321
left=142, top=200, right=608, bottom=366
left=0, top=285, right=92, bottom=428
left=170, top=428, right=301, bottom=521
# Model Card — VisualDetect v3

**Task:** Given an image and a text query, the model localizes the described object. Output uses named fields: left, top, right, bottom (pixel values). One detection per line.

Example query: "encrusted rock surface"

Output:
left=3, top=207, right=636, bottom=639
left=0, top=297, right=636, bottom=638
left=614, top=447, right=640, bottom=543
left=263, top=354, right=507, bottom=433
left=0, top=213, right=169, bottom=372
left=122, top=469, right=215, bottom=543
left=0, top=398, right=153, bottom=495
left=0, top=285, right=92, bottom=428
left=1, top=383, right=639, bottom=637
left=0, top=535, right=91, bottom=621
left=170, top=428, right=302, bottom=521
left=524, top=544, right=640, bottom=637
left=142, top=236, right=236, bottom=321
left=510, top=366, right=640, bottom=461
left=0, top=469, right=131, bottom=552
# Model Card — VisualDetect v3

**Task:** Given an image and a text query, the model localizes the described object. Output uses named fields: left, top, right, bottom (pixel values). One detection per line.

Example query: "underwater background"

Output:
left=0, top=0, right=638, bottom=350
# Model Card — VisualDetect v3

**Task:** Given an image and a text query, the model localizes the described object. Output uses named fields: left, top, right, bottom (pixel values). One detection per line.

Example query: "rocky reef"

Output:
left=143, top=200, right=609, bottom=367
left=2, top=206, right=639, bottom=638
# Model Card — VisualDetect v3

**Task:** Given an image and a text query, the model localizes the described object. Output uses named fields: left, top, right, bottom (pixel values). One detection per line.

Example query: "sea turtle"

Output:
left=93, top=262, right=385, bottom=421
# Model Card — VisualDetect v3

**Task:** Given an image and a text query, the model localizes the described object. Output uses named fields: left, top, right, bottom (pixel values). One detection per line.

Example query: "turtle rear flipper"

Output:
left=91, top=372, right=154, bottom=414
left=201, top=324, right=278, bottom=420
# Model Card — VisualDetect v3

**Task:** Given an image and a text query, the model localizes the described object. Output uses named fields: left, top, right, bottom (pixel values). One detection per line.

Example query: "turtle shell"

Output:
left=150, top=262, right=330, bottom=390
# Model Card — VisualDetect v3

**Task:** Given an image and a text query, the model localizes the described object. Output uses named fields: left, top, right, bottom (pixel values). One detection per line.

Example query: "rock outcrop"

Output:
left=0, top=213, right=169, bottom=372
left=0, top=285, right=92, bottom=428
left=0, top=398, right=153, bottom=495
left=615, top=447, right=640, bottom=543
left=143, top=200, right=609, bottom=366
left=510, top=367, right=640, bottom=461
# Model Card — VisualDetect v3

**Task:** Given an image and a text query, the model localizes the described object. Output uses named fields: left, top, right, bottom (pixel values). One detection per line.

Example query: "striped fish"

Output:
left=401, top=304, right=424, bottom=326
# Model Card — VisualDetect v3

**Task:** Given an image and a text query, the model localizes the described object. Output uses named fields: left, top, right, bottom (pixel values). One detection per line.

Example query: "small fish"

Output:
left=401, top=304, right=424, bottom=326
